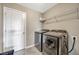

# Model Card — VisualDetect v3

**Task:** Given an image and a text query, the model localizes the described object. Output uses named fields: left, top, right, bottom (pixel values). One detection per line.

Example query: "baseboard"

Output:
left=25, top=43, right=39, bottom=49
left=14, top=48, right=25, bottom=52
left=15, top=43, right=39, bottom=52
left=15, top=44, right=35, bottom=53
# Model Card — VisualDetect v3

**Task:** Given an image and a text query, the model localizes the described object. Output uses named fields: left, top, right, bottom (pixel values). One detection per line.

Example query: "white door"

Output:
left=3, top=7, right=26, bottom=52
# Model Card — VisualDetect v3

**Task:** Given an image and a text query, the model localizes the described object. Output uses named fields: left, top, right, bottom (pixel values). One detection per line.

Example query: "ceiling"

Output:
left=19, top=3, right=57, bottom=13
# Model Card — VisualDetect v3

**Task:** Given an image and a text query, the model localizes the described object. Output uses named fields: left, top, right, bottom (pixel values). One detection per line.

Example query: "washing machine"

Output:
left=43, top=30, right=68, bottom=55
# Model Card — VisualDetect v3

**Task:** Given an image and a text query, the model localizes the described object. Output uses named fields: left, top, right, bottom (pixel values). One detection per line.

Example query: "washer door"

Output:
left=43, top=36, right=59, bottom=55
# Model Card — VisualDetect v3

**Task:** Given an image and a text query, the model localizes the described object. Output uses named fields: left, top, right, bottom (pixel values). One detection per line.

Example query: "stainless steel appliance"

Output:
left=43, top=30, right=68, bottom=55
left=35, top=29, right=50, bottom=52
left=35, top=29, right=76, bottom=55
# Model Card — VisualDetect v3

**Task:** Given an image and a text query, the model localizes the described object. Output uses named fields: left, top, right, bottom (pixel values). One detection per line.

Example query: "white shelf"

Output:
left=44, top=8, right=79, bottom=24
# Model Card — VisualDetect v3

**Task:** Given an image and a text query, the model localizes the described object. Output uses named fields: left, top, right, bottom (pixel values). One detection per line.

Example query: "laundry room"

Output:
left=0, top=3, right=79, bottom=55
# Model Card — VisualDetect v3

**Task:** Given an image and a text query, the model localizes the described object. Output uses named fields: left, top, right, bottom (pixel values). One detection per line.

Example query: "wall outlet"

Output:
left=72, top=36, right=77, bottom=40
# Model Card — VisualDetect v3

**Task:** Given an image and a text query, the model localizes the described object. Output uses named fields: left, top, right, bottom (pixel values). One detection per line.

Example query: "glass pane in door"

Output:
left=3, top=7, right=26, bottom=52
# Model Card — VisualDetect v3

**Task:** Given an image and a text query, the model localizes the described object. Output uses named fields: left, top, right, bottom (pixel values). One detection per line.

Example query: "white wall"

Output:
left=0, top=4, right=3, bottom=52
left=27, top=8, right=42, bottom=46
left=43, top=3, right=79, bottom=55
left=0, top=3, right=42, bottom=52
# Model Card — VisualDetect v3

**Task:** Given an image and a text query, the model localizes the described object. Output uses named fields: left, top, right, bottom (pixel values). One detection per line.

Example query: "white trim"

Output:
left=3, top=7, right=27, bottom=52
left=25, top=43, right=39, bottom=49
left=25, top=44, right=35, bottom=49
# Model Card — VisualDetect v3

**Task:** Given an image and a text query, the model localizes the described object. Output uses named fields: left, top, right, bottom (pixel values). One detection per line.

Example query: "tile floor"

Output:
left=14, top=47, right=42, bottom=55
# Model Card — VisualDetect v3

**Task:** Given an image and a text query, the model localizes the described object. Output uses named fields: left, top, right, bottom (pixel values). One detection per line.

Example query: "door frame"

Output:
left=3, top=6, right=27, bottom=52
